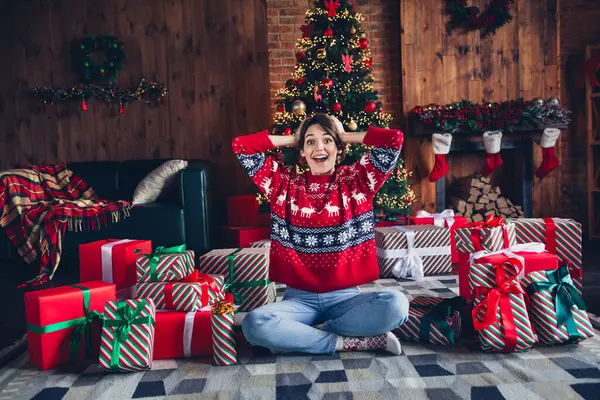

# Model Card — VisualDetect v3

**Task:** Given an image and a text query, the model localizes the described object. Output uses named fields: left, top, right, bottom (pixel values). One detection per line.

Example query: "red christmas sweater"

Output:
left=232, top=127, right=404, bottom=293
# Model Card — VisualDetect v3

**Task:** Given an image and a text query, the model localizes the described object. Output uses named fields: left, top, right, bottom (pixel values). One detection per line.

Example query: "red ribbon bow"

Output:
left=542, top=217, right=557, bottom=255
left=464, top=215, right=509, bottom=251
left=472, top=258, right=525, bottom=352
left=324, top=0, right=339, bottom=17
left=163, top=270, right=219, bottom=310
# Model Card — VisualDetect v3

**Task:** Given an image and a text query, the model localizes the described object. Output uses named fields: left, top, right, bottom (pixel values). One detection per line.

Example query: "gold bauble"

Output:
left=348, top=120, right=358, bottom=131
left=360, top=32, right=366, bottom=38
left=350, top=27, right=356, bottom=35
left=316, top=48, right=327, bottom=59
left=292, top=100, right=306, bottom=116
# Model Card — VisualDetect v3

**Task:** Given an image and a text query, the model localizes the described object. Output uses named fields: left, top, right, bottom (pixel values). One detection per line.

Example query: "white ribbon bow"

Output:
left=100, top=239, right=133, bottom=283
left=183, top=312, right=195, bottom=358
left=469, top=242, right=547, bottom=281
left=415, top=209, right=456, bottom=228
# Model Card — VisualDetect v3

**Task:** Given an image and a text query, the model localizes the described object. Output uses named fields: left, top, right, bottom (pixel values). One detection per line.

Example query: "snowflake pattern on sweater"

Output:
left=232, top=126, right=403, bottom=293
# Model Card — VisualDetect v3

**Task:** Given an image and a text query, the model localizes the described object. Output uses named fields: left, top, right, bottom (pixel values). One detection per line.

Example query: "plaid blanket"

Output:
left=0, top=162, right=131, bottom=285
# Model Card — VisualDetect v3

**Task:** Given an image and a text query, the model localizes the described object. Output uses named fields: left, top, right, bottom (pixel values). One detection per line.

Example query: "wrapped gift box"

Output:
left=135, top=271, right=225, bottom=311
left=374, top=216, right=407, bottom=228
left=98, top=298, right=156, bottom=372
left=25, top=281, right=116, bottom=370
left=153, top=293, right=234, bottom=360
left=393, top=296, right=464, bottom=345
left=249, top=239, right=271, bottom=248
left=375, top=225, right=452, bottom=278
left=198, top=248, right=275, bottom=312
left=506, top=217, right=583, bottom=295
left=221, top=226, right=271, bottom=248
left=522, top=265, right=594, bottom=345
left=454, top=217, right=516, bottom=254
left=407, top=210, right=468, bottom=263
left=80, top=239, right=152, bottom=295
left=469, top=255, right=537, bottom=352
left=136, top=246, right=195, bottom=283
left=211, top=300, right=238, bottom=366
left=227, top=195, right=270, bottom=227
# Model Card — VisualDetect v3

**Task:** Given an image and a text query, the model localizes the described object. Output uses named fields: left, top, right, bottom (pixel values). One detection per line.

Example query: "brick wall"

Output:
left=559, top=0, right=600, bottom=230
left=266, top=0, right=403, bottom=128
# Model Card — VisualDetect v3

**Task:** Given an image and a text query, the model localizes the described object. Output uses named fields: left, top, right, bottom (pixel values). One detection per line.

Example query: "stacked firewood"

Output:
left=448, top=175, right=525, bottom=221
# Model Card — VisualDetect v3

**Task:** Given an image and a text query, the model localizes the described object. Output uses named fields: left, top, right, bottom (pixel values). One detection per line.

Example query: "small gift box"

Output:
left=393, top=296, right=465, bottom=345
left=249, top=239, right=271, bottom=248
left=25, top=281, right=116, bottom=370
left=79, top=239, right=152, bottom=296
left=135, top=245, right=195, bottom=283
left=407, top=210, right=468, bottom=263
left=211, top=300, right=238, bottom=366
left=470, top=256, right=537, bottom=352
left=522, top=265, right=594, bottom=345
left=507, top=217, right=583, bottom=295
left=221, top=226, right=271, bottom=248
left=375, top=225, right=452, bottom=278
left=454, top=215, right=516, bottom=254
left=198, top=248, right=275, bottom=312
left=135, top=271, right=225, bottom=311
left=153, top=293, right=234, bottom=360
left=98, top=298, right=156, bottom=372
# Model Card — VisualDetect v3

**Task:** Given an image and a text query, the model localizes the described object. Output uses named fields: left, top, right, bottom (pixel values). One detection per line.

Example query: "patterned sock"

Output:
left=335, top=332, right=402, bottom=355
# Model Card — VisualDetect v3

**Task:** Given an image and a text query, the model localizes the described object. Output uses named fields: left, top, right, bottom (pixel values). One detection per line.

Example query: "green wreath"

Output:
left=72, top=34, right=125, bottom=84
left=446, top=0, right=514, bottom=38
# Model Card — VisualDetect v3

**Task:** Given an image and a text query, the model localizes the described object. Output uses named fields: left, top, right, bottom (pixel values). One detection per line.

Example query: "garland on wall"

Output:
left=445, top=0, right=514, bottom=38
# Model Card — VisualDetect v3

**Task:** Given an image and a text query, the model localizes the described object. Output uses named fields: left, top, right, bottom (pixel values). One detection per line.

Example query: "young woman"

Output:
left=232, top=113, right=409, bottom=355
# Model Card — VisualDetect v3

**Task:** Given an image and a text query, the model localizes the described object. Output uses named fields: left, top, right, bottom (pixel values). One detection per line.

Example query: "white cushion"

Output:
left=132, top=160, right=188, bottom=205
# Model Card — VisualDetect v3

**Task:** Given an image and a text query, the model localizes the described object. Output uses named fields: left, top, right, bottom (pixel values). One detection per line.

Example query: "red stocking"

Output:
left=428, top=133, right=452, bottom=182
left=535, top=128, right=561, bottom=179
left=481, top=130, right=503, bottom=176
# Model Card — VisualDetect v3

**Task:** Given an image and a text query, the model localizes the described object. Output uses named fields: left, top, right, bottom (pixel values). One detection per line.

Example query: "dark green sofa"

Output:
left=0, top=159, right=215, bottom=266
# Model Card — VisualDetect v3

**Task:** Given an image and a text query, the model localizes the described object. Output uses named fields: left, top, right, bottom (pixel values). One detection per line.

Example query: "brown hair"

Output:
left=296, top=114, right=345, bottom=163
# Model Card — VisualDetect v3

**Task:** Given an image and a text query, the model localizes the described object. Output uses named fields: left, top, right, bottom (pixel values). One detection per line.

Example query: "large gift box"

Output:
left=407, top=210, right=468, bottom=263
left=221, top=226, right=271, bottom=248
left=375, top=225, right=452, bottom=278
left=454, top=216, right=516, bottom=254
left=227, top=194, right=270, bottom=227
left=198, top=248, right=276, bottom=312
left=469, top=256, right=537, bottom=352
left=135, top=245, right=195, bottom=283
left=25, top=281, right=116, bottom=370
left=393, top=296, right=464, bottom=345
left=135, top=271, right=225, bottom=311
left=153, top=293, right=234, bottom=360
left=80, top=239, right=152, bottom=295
left=507, top=217, right=583, bottom=294
left=99, top=298, right=156, bottom=372
left=522, top=265, right=594, bottom=345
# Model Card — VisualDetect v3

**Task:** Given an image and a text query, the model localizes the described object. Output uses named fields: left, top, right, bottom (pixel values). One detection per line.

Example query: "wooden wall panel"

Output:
left=0, top=0, right=271, bottom=214
left=401, top=0, right=561, bottom=216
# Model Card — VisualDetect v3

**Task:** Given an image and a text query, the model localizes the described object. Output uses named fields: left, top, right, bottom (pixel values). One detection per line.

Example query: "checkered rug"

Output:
left=2, top=276, right=600, bottom=400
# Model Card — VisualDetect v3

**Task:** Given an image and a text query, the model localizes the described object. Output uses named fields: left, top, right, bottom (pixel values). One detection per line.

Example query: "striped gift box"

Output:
left=375, top=225, right=452, bottom=278
left=249, top=239, right=271, bottom=248
left=198, top=248, right=275, bottom=312
left=136, top=250, right=195, bottom=283
left=469, top=260, right=536, bottom=352
left=393, top=296, right=463, bottom=345
left=506, top=218, right=583, bottom=295
left=454, top=223, right=516, bottom=254
left=136, top=275, right=225, bottom=311
left=522, top=265, right=594, bottom=345
left=99, top=299, right=156, bottom=372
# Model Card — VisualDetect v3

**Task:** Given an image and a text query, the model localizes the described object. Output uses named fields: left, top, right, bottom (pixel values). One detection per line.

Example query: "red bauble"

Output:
left=277, top=104, right=284, bottom=112
left=296, top=51, right=305, bottom=61
left=296, top=77, right=305, bottom=85
left=283, top=127, right=293, bottom=136
left=324, top=28, right=333, bottom=37
left=358, top=38, right=369, bottom=50
left=331, top=102, right=342, bottom=112
left=321, top=78, right=334, bottom=89
left=364, top=101, right=377, bottom=113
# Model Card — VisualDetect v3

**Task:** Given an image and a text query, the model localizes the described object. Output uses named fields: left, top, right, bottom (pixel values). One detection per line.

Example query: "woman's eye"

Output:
left=306, top=140, right=314, bottom=145
left=324, top=138, right=332, bottom=144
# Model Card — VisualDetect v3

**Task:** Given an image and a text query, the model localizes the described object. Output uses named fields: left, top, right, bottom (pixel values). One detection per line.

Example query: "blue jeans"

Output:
left=241, top=287, right=410, bottom=355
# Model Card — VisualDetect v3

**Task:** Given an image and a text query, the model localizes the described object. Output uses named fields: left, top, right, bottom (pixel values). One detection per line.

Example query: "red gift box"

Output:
left=153, top=293, right=234, bottom=360
left=221, top=226, right=271, bottom=248
left=407, top=211, right=467, bottom=263
left=25, top=281, right=116, bottom=370
left=458, top=248, right=558, bottom=300
left=79, top=239, right=152, bottom=295
left=227, top=195, right=270, bottom=227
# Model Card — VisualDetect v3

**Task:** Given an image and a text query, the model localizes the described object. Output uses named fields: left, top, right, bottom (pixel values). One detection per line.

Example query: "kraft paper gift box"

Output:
left=375, top=225, right=452, bottom=278
left=407, top=209, right=468, bottom=263
left=135, top=245, right=195, bottom=283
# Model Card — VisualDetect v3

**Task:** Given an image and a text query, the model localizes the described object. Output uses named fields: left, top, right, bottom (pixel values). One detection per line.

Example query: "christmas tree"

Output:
left=258, top=0, right=416, bottom=217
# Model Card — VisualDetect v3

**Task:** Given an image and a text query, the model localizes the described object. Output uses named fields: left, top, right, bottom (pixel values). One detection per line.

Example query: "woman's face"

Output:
left=300, top=123, right=340, bottom=175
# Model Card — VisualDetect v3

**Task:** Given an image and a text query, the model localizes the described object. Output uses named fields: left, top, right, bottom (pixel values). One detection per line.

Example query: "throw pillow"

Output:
left=132, top=159, right=188, bottom=205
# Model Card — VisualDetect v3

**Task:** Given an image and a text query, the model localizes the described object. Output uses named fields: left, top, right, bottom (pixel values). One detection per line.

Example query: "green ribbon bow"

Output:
left=223, top=248, right=271, bottom=304
left=411, top=296, right=466, bottom=345
left=526, top=265, right=587, bottom=341
left=26, top=284, right=104, bottom=361
left=102, top=300, right=155, bottom=371
left=136, top=244, right=187, bottom=281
